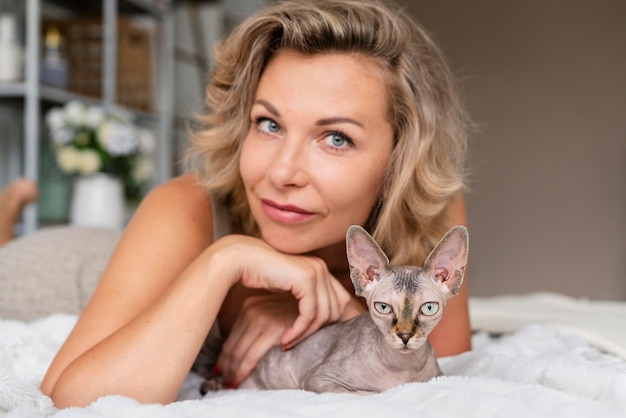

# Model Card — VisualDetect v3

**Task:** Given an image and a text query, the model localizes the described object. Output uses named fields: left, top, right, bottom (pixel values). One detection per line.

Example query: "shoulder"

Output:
left=144, top=174, right=212, bottom=213
left=126, top=174, right=215, bottom=250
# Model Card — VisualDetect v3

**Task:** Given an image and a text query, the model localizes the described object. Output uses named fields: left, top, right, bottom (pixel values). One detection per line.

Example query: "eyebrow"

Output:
left=254, top=100, right=280, bottom=116
left=317, top=117, right=363, bottom=128
left=253, top=99, right=364, bottom=128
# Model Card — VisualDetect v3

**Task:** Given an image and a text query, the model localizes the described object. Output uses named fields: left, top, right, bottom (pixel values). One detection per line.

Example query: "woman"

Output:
left=42, top=0, right=471, bottom=407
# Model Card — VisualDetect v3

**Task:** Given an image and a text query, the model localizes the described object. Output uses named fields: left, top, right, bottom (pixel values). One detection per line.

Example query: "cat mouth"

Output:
left=390, top=341, right=416, bottom=352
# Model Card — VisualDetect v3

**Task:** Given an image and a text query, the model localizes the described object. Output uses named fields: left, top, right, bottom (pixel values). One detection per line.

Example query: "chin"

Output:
left=259, top=225, right=341, bottom=255
left=406, top=339, right=428, bottom=351
left=260, top=231, right=317, bottom=254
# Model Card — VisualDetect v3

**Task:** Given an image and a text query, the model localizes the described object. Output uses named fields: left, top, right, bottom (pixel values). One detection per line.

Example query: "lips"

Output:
left=260, top=198, right=316, bottom=224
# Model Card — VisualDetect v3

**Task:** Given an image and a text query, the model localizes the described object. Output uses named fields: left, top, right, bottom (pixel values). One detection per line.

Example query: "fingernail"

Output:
left=225, top=380, right=239, bottom=389
left=213, top=364, right=221, bottom=376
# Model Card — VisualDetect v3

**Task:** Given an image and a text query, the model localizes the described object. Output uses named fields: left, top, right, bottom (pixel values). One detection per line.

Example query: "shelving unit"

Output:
left=0, top=0, right=175, bottom=234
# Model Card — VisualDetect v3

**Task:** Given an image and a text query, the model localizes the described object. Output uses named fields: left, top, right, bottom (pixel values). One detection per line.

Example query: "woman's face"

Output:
left=240, top=50, right=394, bottom=255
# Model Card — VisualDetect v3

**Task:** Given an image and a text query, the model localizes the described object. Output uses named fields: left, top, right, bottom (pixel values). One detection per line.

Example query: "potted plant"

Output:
left=45, top=100, right=154, bottom=228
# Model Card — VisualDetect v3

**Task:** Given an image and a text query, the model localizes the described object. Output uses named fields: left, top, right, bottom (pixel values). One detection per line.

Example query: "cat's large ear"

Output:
left=346, top=225, right=392, bottom=297
left=423, top=225, right=469, bottom=296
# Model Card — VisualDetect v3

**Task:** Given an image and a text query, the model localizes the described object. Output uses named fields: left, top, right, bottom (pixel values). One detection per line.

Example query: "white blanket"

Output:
left=2, top=294, right=626, bottom=418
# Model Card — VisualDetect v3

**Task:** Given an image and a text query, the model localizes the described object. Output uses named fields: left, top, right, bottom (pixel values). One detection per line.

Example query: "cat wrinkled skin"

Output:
left=202, top=225, right=469, bottom=394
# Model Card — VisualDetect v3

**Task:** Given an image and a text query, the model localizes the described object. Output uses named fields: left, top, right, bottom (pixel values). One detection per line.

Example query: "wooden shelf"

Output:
left=0, top=83, right=161, bottom=119
left=44, top=0, right=169, bottom=17
left=0, top=0, right=175, bottom=234
left=0, top=82, right=26, bottom=97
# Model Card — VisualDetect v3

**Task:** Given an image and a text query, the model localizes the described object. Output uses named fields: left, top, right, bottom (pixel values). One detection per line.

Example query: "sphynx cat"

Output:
left=202, top=224, right=469, bottom=394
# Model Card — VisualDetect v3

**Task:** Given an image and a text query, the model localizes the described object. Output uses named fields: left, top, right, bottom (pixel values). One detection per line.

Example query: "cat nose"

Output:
left=397, top=332, right=413, bottom=345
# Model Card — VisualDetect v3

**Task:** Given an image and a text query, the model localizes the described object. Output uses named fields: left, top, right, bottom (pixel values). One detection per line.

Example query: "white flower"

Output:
left=84, top=106, right=105, bottom=129
left=132, top=156, right=154, bottom=183
left=76, top=149, right=102, bottom=175
left=98, top=121, right=139, bottom=156
left=56, top=147, right=81, bottom=173
left=64, top=100, right=87, bottom=125
left=46, top=108, right=65, bottom=131
left=47, top=101, right=152, bottom=199
left=56, top=147, right=102, bottom=175
left=50, top=127, right=74, bottom=146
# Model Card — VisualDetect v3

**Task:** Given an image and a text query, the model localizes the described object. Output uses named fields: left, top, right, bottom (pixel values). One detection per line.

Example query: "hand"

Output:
left=219, top=235, right=351, bottom=346
left=217, top=293, right=298, bottom=386
left=212, top=235, right=352, bottom=384
left=217, top=293, right=366, bottom=386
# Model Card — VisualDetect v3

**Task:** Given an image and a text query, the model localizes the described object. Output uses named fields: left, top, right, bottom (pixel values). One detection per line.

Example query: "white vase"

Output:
left=70, top=173, right=125, bottom=229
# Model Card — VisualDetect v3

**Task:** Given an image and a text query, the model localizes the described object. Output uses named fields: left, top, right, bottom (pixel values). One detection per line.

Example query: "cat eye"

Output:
left=374, top=302, right=392, bottom=314
left=420, top=302, right=439, bottom=316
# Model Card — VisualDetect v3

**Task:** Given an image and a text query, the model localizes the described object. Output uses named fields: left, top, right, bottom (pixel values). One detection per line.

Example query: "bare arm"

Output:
left=41, top=174, right=349, bottom=408
left=428, top=192, right=472, bottom=357
left=41, top=175, right=217, bottom=406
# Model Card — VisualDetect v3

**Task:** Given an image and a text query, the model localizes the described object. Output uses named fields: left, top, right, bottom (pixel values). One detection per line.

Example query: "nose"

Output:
left=267, top=137, right=309, bottom=188
left=397, top=332, right=414, bottom=345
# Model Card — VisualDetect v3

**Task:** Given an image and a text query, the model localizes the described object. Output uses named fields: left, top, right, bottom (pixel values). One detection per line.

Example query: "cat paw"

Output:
left=200, top=377, right=226, bottom=395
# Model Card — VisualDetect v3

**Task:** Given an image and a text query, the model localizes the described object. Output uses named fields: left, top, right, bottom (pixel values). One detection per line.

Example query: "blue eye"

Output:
left=257, top=118, right=281, bottom=134
left=324, top=132, right=354, bottom=150
left=374, top=302, right=392, bottom=314
left=330, top=134, right=346, bottom=147
left=420, top=302, right=439, bottom=316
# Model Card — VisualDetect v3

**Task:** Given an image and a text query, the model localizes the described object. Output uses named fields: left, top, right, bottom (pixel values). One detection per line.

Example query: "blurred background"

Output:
left=403, top=1, right=626, bottom=301
left=0, top=0, right=624, bottom=300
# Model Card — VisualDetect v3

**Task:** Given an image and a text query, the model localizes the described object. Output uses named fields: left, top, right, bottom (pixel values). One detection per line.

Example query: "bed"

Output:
left=1, top=227, right=625, bottom=418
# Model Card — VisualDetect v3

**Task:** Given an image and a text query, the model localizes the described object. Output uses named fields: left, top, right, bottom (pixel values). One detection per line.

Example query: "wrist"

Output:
left=204, top=234, right=252, bottom=288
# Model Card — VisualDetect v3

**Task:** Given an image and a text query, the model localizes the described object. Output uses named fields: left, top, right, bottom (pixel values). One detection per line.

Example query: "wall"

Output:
left=172, top=1, right=222, bottom=167
left=172, top=0, right=270, bottom=170
left=402, top=0, right=626, bottom=299
left=172, top=0, right=625, bottom=300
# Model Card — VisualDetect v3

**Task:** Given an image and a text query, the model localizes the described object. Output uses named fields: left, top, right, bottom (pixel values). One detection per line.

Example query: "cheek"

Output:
left=239, top=137, right=263, bottom=188
left=320, top=164, right=385, bottom=222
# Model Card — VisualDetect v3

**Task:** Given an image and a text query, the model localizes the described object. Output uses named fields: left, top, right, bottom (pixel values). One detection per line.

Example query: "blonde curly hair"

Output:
left=186, top=0, right=469, bottom=265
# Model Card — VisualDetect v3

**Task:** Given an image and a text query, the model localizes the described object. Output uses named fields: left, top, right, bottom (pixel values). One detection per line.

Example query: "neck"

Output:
left=307, top=240, right=351, bottom=282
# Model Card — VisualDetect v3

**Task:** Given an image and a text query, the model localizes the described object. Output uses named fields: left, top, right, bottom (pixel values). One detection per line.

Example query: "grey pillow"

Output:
left=0, top=226, right=121, bottom=321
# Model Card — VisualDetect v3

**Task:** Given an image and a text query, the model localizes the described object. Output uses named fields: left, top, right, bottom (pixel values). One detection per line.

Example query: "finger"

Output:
left=221, top=319, right=284, bottom=385
left=330, top=276, right=352, bottom=318
left=313, top=271, right=343, bottom=326
left=324, top=275, right=341, bottom=322
left=318, top=272, right=334, bottom=320
left=282, top=264, right=340, bottom=349
left=217, top=317, right=253, bottom=382
left=282, top=301, right=326, bottom=349
left=283, top=275, right=352, bottom=349
left=279, top=280, right=318, bottom=348
left=280, top=311, right=315, bottom=349
left=230, top=334, right=278, bottom=386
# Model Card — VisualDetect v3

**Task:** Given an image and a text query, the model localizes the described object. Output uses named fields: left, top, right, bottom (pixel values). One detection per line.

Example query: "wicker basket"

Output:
left=42, top=17, right=155, bottom=111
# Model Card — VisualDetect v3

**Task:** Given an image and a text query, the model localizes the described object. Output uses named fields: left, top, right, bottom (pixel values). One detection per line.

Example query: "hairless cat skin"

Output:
left=203, top=225, right=469, bottom=394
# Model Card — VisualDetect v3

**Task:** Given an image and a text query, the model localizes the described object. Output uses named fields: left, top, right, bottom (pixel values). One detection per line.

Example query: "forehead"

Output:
left=257, top=50, right=392, bottom=114
left=392, top=266, right=424, bottom=293
left=390, top=266, right=442, bottom=299
left=264, top=49, right=390, bottom=78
